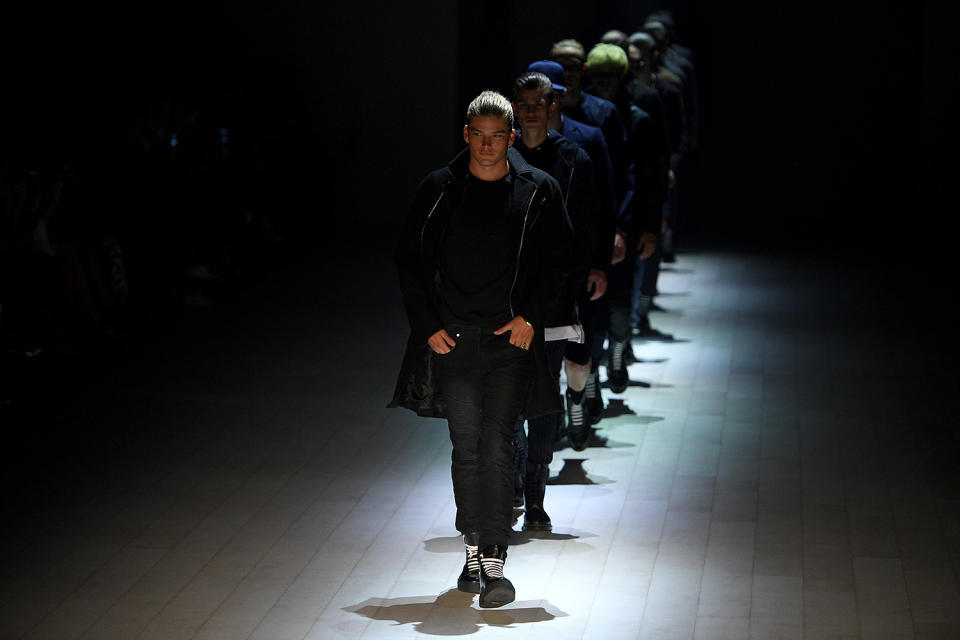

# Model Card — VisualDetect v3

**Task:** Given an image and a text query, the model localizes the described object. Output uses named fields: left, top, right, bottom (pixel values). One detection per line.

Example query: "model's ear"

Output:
left=508, top=129, right=516, bottom=147
left=548, top=102, right=557, bottom=117
left=463, top=125, right=470, bottom=144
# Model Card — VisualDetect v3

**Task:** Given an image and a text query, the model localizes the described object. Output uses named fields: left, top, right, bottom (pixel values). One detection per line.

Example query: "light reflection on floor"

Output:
left=1, top=251, right=958, bottom=639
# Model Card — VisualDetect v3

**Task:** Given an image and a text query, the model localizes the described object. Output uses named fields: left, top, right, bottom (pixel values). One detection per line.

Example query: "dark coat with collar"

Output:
left=388, top=146, right=573, bottom=419
left=514, top=131, right=600, bottom=328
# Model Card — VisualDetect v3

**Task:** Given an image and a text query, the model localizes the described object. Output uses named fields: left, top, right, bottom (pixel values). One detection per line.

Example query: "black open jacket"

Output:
left=389, top=146, right=573, bottom=419
left=514, top=131, right=600, bottom=328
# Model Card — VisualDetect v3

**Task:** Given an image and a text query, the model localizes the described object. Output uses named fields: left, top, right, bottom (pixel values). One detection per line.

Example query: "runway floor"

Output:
left=1, top=249, right=958, bottom=639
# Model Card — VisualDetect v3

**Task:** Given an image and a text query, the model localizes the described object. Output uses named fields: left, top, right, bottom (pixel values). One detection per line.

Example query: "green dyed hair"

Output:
left=587, top=43, right=628, bottom=77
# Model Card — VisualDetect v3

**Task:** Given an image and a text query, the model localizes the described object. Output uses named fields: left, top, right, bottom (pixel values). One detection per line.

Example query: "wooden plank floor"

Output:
left=1, top=250, right=957, bottom=639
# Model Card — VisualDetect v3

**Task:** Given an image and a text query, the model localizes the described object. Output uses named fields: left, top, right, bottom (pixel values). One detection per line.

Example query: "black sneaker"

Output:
left=522, top=462, right=552, bottom=531
left=634, top=326, right=674, bottom=341
left=457, top=534, right=480, bottom=594
left=608, top=340, right=629, bottom=393
left=584, top=367, right=604, bottom=424
left=479, top=545, right=515, bottom=608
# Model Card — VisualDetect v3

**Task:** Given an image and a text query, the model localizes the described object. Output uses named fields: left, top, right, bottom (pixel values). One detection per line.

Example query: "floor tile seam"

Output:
left=801, top=420, right=861, bottom=639
left=243, top=422, right=446, bottom=640
left=1, top=412, right=212, bottom=558
left=176, top=414, right=401, bottom=639
left=917, top=440, right=960, bottom=604
left=12, top=428, right=276, bottom=640
left=581, top=411, right=651, bottom=633
left=600, top=390, right=676, bottom=632
left=337, top=418, right=440, bottom=513
left=364, top=421, right=451, bottom=504
left=0, top=420, right=239, bottom=591
left=299, top=504, right=406, bottom=640
left=124, top=416, right=343, bottom=640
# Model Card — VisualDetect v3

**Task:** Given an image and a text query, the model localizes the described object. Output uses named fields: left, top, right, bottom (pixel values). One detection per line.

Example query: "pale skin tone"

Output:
left=514, top=88, right=607, bottom=301
left=427, top=115, right=534, bottom=355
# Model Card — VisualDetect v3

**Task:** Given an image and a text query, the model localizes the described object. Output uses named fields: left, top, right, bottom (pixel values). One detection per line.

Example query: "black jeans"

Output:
left=437, top=324, right=533, bottom=548
left=606, top=252, right=635, bottom=343
left=524, top=340, right=567, bottom=466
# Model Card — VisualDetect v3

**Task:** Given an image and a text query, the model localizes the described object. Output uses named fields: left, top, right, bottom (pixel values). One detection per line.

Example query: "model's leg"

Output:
left=607, top=257, right=635, bottom=394
left=436, top=331, right=483, bottom=538
left=523, top=340, right=565, bottom=531
left=475, top=334, right=531, bottom=549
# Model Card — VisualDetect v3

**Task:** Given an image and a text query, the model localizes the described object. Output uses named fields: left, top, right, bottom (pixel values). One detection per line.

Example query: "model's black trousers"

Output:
left=437, top=324, right=532, bottom=548
left=524, top=340, right=568, bottom=465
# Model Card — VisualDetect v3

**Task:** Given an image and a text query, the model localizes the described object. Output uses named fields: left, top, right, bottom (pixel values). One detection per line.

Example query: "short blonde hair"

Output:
left=465, top=90, right=514, bottom=129
left=551, top=38, right=586, bottom=60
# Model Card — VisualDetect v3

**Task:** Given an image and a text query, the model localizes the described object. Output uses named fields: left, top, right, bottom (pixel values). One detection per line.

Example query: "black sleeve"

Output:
left=585, top=135, right=616, bottom=270
left=569, top=149, right=600, bottom=275
left=517, top=179, right=574, bottom=330
left=635, top=114, right=665, bottom=237
left=394, top=174, right=445, bottom=341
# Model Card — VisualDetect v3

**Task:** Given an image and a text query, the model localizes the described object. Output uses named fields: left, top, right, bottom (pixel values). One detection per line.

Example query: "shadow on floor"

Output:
left=424, top=528, right=593, bottom=553
left=547, top=458, right=613, bottom=485
left=343, top=589, right=568, bottom=635
left=602, top=398, right=635, bottom=418
left=511, top=529, right=581, bottom=542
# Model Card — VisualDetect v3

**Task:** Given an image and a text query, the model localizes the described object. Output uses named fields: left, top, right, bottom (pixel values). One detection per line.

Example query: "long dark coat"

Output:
left=388, top=146, right=573, bottom=419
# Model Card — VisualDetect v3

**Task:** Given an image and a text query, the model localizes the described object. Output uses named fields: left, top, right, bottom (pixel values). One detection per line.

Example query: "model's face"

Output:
left=628, top=44, right=646, bottom=77
left=551, top=51, right=584, bottom=91
left=462, top=115, right=515, bottom=169
left=513, top=89, right=554, bottom=133
left=589, top=66, right=620, bottom=101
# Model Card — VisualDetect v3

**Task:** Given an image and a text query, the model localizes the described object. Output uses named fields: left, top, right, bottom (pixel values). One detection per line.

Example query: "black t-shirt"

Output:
left=438, top=173, right=517, bottom=328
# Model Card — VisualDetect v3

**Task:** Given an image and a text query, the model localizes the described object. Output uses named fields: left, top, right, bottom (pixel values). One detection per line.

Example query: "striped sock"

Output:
left=585, top=371, right=597, bottom=398
left=465, top=541, right=479, bottom=573
left=612, top=340, right=626, bottom=370
left=481, top=556, right=504, bottom=579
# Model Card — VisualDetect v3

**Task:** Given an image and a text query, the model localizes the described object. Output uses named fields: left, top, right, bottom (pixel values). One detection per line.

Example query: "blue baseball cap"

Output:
left=527, top=60, right=567, bottom=93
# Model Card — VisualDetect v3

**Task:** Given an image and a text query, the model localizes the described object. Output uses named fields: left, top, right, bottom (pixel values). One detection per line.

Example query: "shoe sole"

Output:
left=479, top=585, right=515, bottom=608
left=522, top=522, right=552, bottom=532
left=457, top=580, right=480, bottom=594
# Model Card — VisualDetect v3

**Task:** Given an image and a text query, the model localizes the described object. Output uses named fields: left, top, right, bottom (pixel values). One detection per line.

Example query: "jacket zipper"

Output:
left=419, top=191, right=445, bottom=255
left=564, top=165, right=575, bottom=208
left=508, top=187, right=538, bottom=318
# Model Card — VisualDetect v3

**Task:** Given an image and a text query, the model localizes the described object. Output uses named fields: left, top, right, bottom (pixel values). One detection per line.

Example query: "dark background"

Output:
left=5, top=1, right=955, bottom=253
left=2, top=0, right=959, bottom=524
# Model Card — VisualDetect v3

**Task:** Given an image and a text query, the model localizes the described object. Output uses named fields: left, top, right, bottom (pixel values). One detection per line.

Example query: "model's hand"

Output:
left=637, top=232, right=657, bottom=260
left=611, top=231, right=626, bottom=265
left=428, top=329, right=456, bottom=354
left=586, top=269, right=607, bottom=301
left=494, top=316, right=534, bottom=350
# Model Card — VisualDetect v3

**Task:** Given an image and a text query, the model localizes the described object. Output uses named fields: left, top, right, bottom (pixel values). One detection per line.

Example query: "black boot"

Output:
left=457, top=532, right=480, bottom=593
left=514, top=471, right=524, bottom=508
left=522, top=462, right=552, bottom=531
left=478, top=544, right=515, bottom=608
left=608, top=339, right=629, bottom=393
left=513, top=420, right=526, bottom=507
left=634, top=314, right=674, bottom=340
left=584, top=362, right=604, bottom=425
left=565, top=387, right=589, bottom=452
